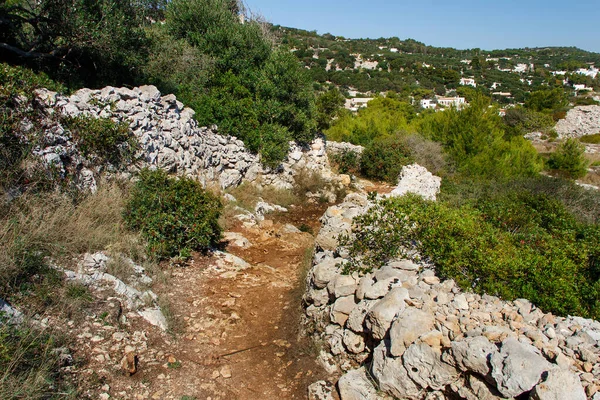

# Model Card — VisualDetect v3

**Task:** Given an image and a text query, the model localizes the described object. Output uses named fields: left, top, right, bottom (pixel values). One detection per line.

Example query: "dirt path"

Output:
left=104, top=202, right=334, bottom=399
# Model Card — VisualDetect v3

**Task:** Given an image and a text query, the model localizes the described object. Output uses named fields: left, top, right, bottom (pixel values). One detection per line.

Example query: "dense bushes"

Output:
left=0, top=0, right=150, bottom=87
left=418, top=96, right=543, bottom=179
left=342, top=192, right=600, bottom=319
left=2, top=0, right=318, bottom=167
left=325, top=97, right=415, bottom=145
left=123, top=169, right=222, bottom=259
left=154, top=0, right=317, bottom=167
left=63, top=116, right=138, bottom=167
left=359, top=135, right=413, bottom=183
left=547, top=138, right=589, bottom=179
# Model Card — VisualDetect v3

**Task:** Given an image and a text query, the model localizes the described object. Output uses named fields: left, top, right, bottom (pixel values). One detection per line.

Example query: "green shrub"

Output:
left=0, top=64, right=66, bottom=193
left=360, top=135, right=413, bottom=183
left=547, top=138, right=589, bottom=179
left=342, top=194, right=600, bottom=319
left=123, top=169, right=222, bottom=259
left=329, top=149, right=361, bottom=175
left=62, top=115, right=138, bottom=167
left=580, top=133, right=600, bottom=144
left=418, top=96, right=543, bottom=180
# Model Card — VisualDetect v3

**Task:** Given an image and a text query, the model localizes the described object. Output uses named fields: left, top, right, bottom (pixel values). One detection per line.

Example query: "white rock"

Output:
left=450, top=336, right=498, bottom=376
left=389, top=308, right=435, bottom=356
left=365, top=288, right=409, bottom=340
left=529, top=367, right=586, bottom=400
left=388, top=164, right=441, bottom=201
left=403, top=342, right=458, bottom=391
left=490, top=337, right=553, bottom=398
left=372, top=341, right=423, bottom=400
left=338, top=367, right=389, bottom=400
left=313, top=258, right=342, bottom=289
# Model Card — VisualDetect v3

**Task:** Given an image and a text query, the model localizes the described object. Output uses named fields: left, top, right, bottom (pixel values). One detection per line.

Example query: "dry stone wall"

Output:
left=305, top=190, right=600, bottom=400
left=32, top=85, right=332, bottom=191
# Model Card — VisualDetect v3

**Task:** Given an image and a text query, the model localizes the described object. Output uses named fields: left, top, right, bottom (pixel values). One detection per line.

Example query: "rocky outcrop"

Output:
left=52, top=251, right=167, bottom=331
left=304, top=191, right=600, bottom=399
left=555, top=105, right=600, bottom=139
left=388, top=163, right=441, bottom=201
left=32, top=85, right=332, bottom=192
left=326, top=141, right=364, bottom=155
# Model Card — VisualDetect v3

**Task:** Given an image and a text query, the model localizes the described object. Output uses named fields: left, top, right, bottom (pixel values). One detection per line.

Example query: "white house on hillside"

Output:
left=576, top=67, right=599, bottom=78
left=420, top=96, right=466, bottom=110
left=345, top=98, right=373, bottom=112
left=460, top=78, right=476, bottom=87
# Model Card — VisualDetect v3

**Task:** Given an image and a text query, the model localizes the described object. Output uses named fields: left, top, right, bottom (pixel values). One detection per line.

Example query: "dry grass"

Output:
left=220, top=181, right=300, bottom=230
left=0, top=322, right=76, bottom=400
left=0, top=181, right=148, bottom=298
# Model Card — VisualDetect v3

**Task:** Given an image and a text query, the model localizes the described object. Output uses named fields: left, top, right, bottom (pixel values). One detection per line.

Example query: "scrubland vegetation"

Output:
left=2, top=0, right=600, bottom=396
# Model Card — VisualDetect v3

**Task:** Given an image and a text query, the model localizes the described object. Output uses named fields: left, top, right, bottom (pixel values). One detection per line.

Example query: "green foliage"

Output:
left=579, top=133, right=600, bottom=144
left=502, top=106, right=555, bottom=138
left=316, top=87, right=345, bottom=130
left=123, top=169, right=222, bottom=259
left=547, top=138, right=589, bottom=179
left=360, top=135, right=413, bottom=183
left=342, top=193, right=600, bottom=319
left=155, top=1, right=316, bottom=166
left=524, top=88, right=569, bottom=113
left=1, top=0, right=150, bottom=86
left=329, top=149, right=361, bottom=175
left=419, top=96, right=543, bottom=179
left=62, top=116, right=138, bottom=167
left=326, top=97, right=416, bottom=145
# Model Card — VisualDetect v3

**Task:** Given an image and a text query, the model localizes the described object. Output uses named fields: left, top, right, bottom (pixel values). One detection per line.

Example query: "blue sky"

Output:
left=244, top=0, right=600, bottom=53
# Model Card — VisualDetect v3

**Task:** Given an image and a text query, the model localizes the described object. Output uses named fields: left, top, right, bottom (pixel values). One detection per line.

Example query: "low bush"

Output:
left=329, top=149, right=361, bottom=175
left=547, top=138, right=589, bottom=179
left=403, top=134, right=451, bottom=176
left=293, top=168, right=330, bottom=198
left=123, top=169, right=222, bottom=259
left=62, top=115, right=138, bottom=167
left=342, top=193, right=600, bottom=319
left=360, top=135, right=413, bottom=183
left=580, top=133, right=600, bottom=144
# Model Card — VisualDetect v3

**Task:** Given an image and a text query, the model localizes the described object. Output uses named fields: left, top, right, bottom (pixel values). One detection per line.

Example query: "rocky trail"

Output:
left=93, top=201, right=338, bottom=400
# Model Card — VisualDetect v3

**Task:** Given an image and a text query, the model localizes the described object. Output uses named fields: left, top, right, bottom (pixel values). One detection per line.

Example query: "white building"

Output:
left=460, top=78, right=477, bottom=87
left=576, top=67, right=599, bottom=78
left=436, top=96, right=466, bottom=108
left=420, top=99, right=437, bottom=109
left=573, top=84, right=593, bottom=92
left=513, top=63, right=529, bottom=73
left=345, top=97, right=373, bottom=112
left=420, top=96, right=467, bottom=110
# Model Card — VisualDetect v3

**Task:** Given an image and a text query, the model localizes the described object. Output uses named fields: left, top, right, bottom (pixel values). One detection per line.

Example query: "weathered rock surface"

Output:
left=555, top=105, right=600, bottom=139
left=303, top=192, right=600, bottom=400
left=52, top=252, right=167, bottom=330
left=389, top=163, right=441, bottom=201
left=31, top=85, right=333, bottom=192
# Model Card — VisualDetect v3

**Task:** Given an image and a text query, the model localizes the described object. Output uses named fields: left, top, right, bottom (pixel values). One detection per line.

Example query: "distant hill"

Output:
left=274, top=25, right=600, bottom=104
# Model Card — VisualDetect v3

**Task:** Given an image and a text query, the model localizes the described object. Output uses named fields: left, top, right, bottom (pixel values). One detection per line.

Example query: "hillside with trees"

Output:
left=277, top=25, right=600, bottom=105
left=1, top=2, right=600, bottom=399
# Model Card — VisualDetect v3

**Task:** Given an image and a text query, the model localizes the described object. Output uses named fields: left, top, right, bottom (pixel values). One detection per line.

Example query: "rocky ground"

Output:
left=303, top=167, right=600, bottom=400
left=41, top=200, right=342, bottom=400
